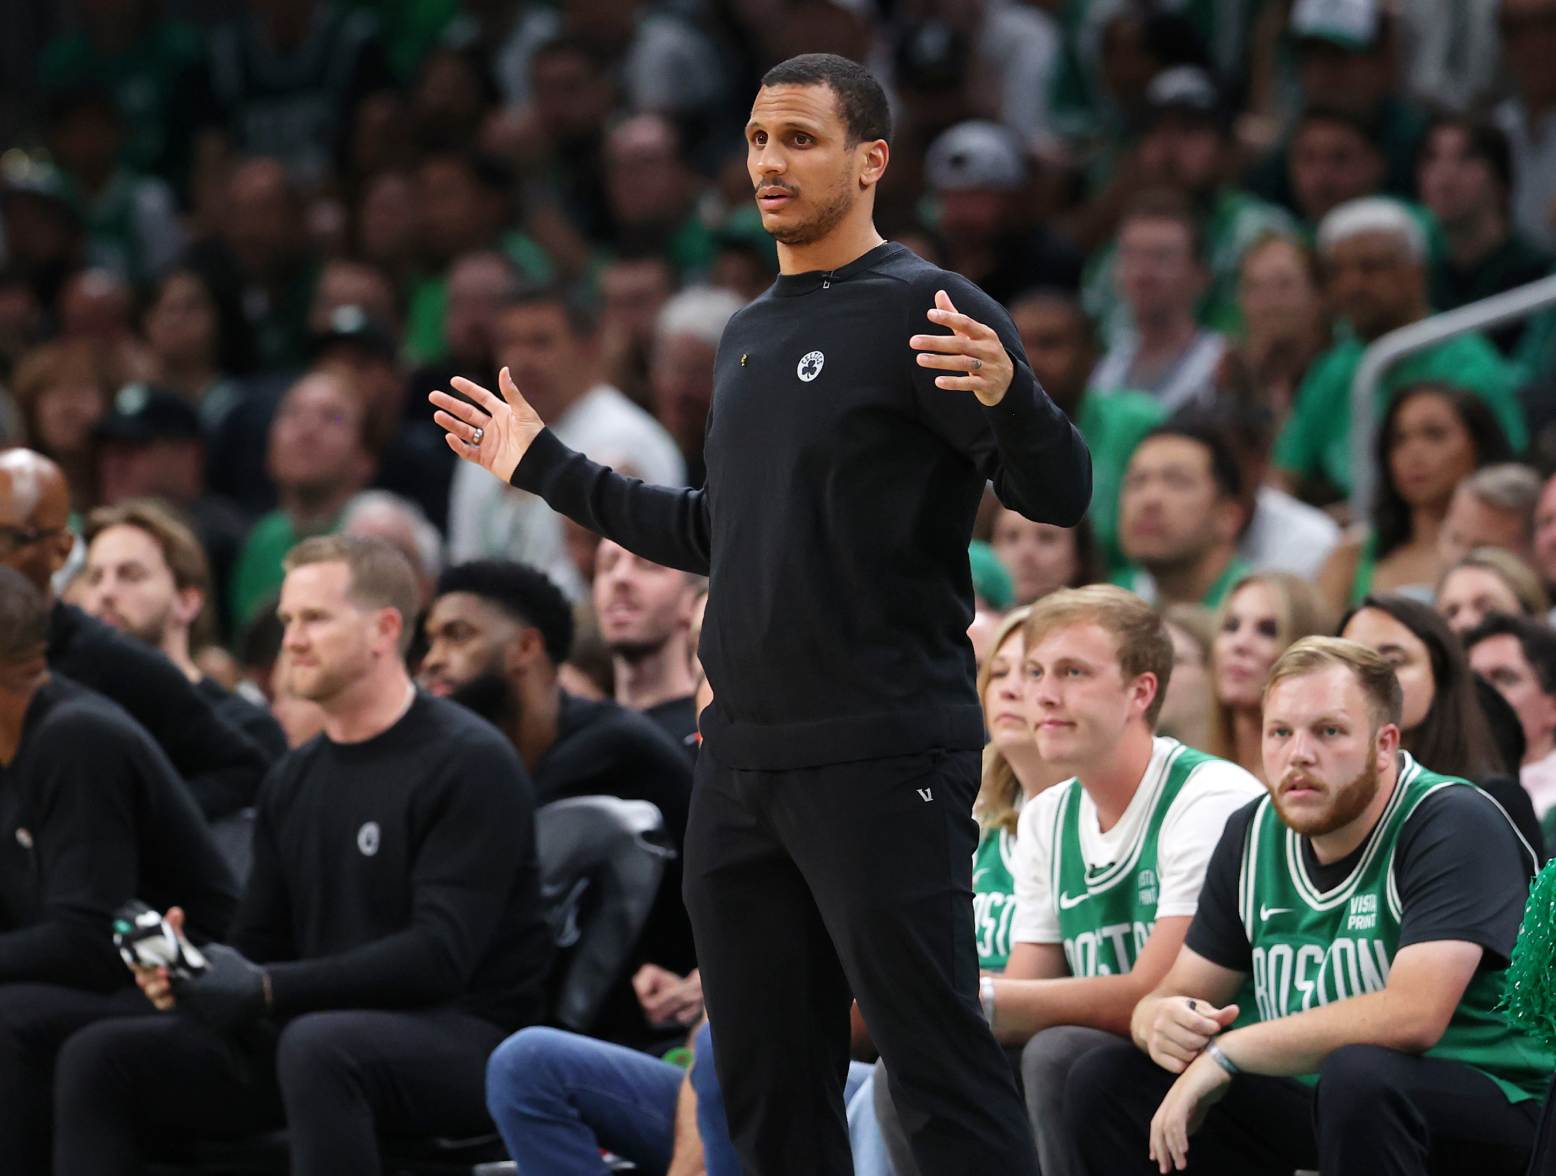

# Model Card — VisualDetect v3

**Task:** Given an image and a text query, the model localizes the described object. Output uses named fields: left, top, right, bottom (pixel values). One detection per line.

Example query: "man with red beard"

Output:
left=593, top=537, right=703, bottom=749
left=1067, top=637, right=1552, bottom=1175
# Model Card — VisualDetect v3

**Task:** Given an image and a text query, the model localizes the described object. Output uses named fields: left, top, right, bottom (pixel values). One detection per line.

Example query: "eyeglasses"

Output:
left=0, top=525, right=64, bottom=556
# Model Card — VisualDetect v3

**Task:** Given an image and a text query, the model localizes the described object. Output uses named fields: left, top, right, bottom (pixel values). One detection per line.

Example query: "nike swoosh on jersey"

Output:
left=1057, top=890, right=1090, bottom=910
left=1259, top=904, right=1292, bottom=920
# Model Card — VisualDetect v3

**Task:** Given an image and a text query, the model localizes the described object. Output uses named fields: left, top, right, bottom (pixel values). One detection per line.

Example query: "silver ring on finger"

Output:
left=970, top=357, right=982, bottom=371
left=472, top=427, right=485, bottom=445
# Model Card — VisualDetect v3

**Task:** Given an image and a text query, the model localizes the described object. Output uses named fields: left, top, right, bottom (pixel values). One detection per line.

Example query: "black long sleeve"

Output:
left=231, top=693, right=551, bottom=1029
left=513, top=430, right=711, bottom=574
left=512, top=242, right=1091, bottom=770
left=0, top=679, right=238, bottom=990
left=48, top=604, right=272, bottom=818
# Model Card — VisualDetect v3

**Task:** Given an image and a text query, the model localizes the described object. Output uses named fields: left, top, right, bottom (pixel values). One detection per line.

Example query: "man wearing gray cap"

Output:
left=925, top=120, right=1081, bottom=305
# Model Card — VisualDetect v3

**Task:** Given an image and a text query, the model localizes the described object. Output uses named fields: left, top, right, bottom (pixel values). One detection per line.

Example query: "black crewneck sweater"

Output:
left=513, top=242, right=1091, bottom=769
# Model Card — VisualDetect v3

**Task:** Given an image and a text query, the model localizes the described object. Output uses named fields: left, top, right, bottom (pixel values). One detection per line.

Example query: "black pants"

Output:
left=1067, top=1037, right=1540, bottom=1175
left=54, top=1006, right=507, bottom=1176
left=683, top=745, right=1038, bottom=1175
left=0, top=982, right=151, bottom=1175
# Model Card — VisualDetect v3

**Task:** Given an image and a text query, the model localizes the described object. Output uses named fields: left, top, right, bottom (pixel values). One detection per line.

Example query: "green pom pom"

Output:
left=1501, top=860, right=1556, bottom=1050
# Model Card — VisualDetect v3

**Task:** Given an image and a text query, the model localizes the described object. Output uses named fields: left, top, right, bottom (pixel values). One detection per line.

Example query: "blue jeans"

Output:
left=486, top=1023, right=886, bottom=1176
left=689, top=1021, right=885, bottom=1176
left=486, top=1026, right=684, bottom=1175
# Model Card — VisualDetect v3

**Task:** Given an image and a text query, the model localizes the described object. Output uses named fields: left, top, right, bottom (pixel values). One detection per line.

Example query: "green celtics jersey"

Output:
left=1238, top=753, right=1554, bottom=1101
left=1052, top=741, right=1221, bottom=976
left=973, top=825, right=1019, bottom=972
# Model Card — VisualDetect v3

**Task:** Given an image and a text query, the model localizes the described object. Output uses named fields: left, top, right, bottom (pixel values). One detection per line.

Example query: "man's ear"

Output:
left=502, top=626, right=546, bottom=677
left=1212, top=496, right=1248, bottom=544
left=173, top=586, right=205, bottom=629
left=1375, top=721, right=1401, bottom=770
left=373, top=605, right=405, bottom=658
left=44, top=530, right=74, bottom=578
left=858, top=139, right=889, bottom=190
left=1131, top=671, right=1160, bottom=721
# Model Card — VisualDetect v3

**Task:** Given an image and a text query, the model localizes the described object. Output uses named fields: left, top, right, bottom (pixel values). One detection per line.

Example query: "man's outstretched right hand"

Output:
left=429, top=366, right=546, bottom=483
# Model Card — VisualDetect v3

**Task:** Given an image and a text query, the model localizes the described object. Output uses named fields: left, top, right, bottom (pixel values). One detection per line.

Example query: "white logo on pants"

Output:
left=357, top=821, right=381, bottom=857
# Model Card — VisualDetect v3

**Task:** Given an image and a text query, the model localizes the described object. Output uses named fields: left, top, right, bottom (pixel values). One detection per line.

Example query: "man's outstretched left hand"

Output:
left=909, top=289, right=1014, bottom=407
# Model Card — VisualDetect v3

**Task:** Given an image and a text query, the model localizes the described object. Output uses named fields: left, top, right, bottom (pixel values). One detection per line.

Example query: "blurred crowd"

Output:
left=7, top=0, right=1556, bottom=1172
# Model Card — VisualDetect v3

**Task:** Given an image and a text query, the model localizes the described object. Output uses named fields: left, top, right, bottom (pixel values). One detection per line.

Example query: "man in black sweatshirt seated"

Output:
left=54, top=536, right=552, bottom=1176
left=0, top=449, right=272, bottom=818
left=0, top=567, right=238, bottom=1175
left=420, top=559, right=697, bottom=1045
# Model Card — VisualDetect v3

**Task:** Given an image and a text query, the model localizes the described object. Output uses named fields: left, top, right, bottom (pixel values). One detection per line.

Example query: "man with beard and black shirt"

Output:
left=0, top=567, right=237, bottom=1175
left=594, top=537, right=703, bottom=749
left=55, top=536, right=550, bottom=1176
left=420, top=558, right=696, bottom=1045
left=0, top=449, right=271, bottom=819
left=80, top=499, right=287, bottom=759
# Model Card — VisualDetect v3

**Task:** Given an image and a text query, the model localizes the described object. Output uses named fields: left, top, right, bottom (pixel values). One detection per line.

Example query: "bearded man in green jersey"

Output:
left=985, top=585, right=1262, bottom=1176
left=1068, top=636, right=1551, bottom=1176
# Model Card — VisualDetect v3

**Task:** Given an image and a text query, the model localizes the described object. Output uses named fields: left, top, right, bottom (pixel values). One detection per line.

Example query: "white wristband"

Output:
left=979, top=976, right=997, bottom=1029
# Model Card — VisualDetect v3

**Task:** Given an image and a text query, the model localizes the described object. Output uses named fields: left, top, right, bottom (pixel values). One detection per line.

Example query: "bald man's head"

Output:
left=0, top=450, right=73, bottom=595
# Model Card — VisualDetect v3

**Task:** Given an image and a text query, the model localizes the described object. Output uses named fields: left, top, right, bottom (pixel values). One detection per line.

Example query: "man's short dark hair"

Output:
left=1138, top=412, right=1245, bottom=501
left=501, top=281, right=598, bottom=337
left=1464, top=612, right=1556, bottom=697
left=760, top=54, right=892, bottom=146
left=1293, top=105, right=1385, bottom=153
left=1118, top=188, right=1206, bottom=264
left=435, top=560, right=575, bottom=666
left=1422, top=114, right=1515, bottom=200
left=417, top=145, right=514, bottom=195
left=0, top=566, right=48, bottom=666
left=1008, top=287, right=1097, bottom=347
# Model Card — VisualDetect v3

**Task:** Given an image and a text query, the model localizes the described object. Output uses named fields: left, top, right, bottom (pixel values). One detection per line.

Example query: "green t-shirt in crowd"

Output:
left=230, top=511, right=342, bottom=630
left=403, top=231, right=557, bottom=366
left=1110, top=555, right=1251, bottom=611
left=1272, top=331, right=1527, bottom=497
left=1074, top=388, right=1164, bottom=572
left=1083, top=187, right=1296, bottom=346
left=40, top=21, right=206, bottom=184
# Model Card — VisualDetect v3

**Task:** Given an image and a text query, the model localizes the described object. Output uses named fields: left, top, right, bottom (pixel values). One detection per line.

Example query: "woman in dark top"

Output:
left=1339, top=593, right=1544, bottom=862
left=1317, top=384, right=1512, bottom=612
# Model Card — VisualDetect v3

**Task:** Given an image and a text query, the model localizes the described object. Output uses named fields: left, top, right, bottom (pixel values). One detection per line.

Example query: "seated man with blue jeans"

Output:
left=486, top=987, right=887, bottom=1175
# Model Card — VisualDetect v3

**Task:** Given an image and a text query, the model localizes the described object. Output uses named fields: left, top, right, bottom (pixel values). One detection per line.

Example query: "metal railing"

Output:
left=1350, top=273, right=1556, bottom=515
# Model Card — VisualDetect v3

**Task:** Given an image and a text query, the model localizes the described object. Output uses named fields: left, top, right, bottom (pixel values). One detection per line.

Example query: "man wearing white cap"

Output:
left=924, top=120, right=1082, bottom=306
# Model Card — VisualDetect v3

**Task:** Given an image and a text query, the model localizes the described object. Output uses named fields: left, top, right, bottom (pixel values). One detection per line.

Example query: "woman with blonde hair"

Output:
left=973, top=606, right=1065, bottom=847
left=1206, top=571, right=1335, bottom=780
left=1437, top=546, right=1550, bottom=636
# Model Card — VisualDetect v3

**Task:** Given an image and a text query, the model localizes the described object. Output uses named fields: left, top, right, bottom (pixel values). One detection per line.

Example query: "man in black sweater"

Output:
left=0, top=568, right=238, bottom=1175
left=594, top=537, right=704, bottom=749
left=54, top=536, right=552, bottom=1176
left=431, top=53, right=1090, bottom=1176
left=0, top=449, right=273, bottom=818
left=421, top=558, right=697, bottom=1045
